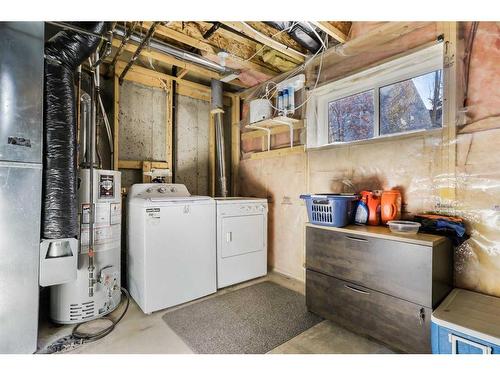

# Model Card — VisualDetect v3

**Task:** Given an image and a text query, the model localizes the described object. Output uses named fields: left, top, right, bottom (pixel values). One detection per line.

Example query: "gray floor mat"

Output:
left=162, top=281, right=322, bottom=354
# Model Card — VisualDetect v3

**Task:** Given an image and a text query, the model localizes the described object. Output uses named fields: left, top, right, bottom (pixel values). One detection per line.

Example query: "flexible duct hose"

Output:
left=42, top=22, right=109, bottom=239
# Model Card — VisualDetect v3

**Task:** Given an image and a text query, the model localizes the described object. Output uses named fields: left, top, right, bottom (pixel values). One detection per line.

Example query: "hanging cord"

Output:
left=41, top=287, right=130, bottom=354
left=72, top=287, right=130, bottom=342
left=259, top=32, right=329, bottom=113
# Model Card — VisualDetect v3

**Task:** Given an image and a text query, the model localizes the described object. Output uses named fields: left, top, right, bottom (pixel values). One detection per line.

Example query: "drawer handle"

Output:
left=344, top=284, right=370, bottom=295
left=345, top=236, right=368, bottom=243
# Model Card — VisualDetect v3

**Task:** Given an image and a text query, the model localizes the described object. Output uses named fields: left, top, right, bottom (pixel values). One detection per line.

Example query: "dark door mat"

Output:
left=162, top=281, right=322, bottom=354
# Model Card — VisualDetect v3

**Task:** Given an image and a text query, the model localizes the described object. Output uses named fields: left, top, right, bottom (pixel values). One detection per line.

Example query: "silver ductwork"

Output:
left=114, top=25, right=239, bottom=77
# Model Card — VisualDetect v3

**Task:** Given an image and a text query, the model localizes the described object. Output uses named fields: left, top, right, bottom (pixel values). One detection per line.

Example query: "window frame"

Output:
left=308, top=43, right=444, bottom=149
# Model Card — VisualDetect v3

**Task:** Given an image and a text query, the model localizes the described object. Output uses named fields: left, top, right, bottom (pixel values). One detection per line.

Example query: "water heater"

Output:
left=50, top=169, right=122, bottom=323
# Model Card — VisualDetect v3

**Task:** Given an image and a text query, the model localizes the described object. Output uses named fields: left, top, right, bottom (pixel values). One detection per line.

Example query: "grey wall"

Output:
left=175, top=95, right=210, bottom=196
left=118, top=80, right=168, bottom=190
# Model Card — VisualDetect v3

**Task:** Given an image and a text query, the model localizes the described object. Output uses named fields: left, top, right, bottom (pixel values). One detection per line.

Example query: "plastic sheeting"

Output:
left=238, top=22, right=500, bottom=296
left=42, top=22, right=108, bottom=239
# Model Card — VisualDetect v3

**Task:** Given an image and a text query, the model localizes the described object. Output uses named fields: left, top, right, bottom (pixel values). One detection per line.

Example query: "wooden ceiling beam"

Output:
left=143, top=21, right=217, bottom=54
left=112, top=38, right=220, bottom=80
left=311, top=21, right=348, bottom=43
left=176, top=68, right=189, bottom=79
left=245, top=22, right=306, bottom=53
left=221, top=22, right=306, bottom=63
left=112, top=38, right=250, bottom=88
left=141, top=21, right=281, bottom=77
left=114, top=61, right=235, bottom=104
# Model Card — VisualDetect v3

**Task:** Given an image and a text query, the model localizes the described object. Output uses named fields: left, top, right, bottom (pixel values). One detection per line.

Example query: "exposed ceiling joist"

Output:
left=143, top=22, right=218, bottom=54
left=245, top=22, right=307, bottom=53
left=114, top=61, right=234, bottom=105
left=111, top=38, right=220, bottom=80
left=119, top=21, right=160, bottom=84
left=141, top=22, right=281, bottom=77
left=221, top=22, right=306, bottom=63
left=311, top=21, right=348, bottom=43
left=176, top=68, right=189, bottom=79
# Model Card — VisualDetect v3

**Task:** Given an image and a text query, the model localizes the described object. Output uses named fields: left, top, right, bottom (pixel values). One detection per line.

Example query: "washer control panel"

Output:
left=133, top=183, right=189, bottom=200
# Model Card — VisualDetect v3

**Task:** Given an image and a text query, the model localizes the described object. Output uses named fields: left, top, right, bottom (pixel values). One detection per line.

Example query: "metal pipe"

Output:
left=114, top=25, right=238, bottom=76
left=110, top=22, right=137, bottom=68
left=92, top=30, right=113, bottom=68
left=211, top=79, right=228, bottom=197
left=87, top=52, right=99, bottom=297
left=214, top=111, right=228, bottom=197
left=95, top=61, right=103, bottom=169
left=76, top=65, right=82, bottom=166
left=98, top=94, right=114, bottom=168
left=119, top=22, right=160, bottom=84
left=88, top=65, right=114, bottom=168
left=172, top=67, right=178, bottom=182
left=203, top=22, right=221, bottom=39
left=80, top=93, right=91, bottom=166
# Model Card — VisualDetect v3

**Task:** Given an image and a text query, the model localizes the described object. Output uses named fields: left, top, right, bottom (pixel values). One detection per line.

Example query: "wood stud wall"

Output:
left=113, top=60, right=240, bottom=196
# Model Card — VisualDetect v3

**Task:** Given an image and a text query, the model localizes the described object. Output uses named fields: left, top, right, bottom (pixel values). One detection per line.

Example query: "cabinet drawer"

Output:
left=306, top=226, right=432, bottom=307
left=306, top=270, right=431, bottom=353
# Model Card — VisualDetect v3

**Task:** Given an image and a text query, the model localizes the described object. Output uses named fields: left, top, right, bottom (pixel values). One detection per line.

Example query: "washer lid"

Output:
left=148, top=195, right=212, bottom=202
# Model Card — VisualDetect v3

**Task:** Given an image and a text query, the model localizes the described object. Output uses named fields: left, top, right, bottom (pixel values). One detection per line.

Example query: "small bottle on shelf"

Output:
left=282, top=89, right=289, bottom=117
left=277, top=91, right=284, bottom=116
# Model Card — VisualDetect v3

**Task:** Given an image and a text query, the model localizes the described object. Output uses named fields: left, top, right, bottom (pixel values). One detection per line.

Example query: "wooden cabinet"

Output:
left=305, top=224, right=453, bottom=353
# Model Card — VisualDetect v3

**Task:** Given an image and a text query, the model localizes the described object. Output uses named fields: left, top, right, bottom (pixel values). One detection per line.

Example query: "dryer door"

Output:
left=220, top=214, right=265, bottom=258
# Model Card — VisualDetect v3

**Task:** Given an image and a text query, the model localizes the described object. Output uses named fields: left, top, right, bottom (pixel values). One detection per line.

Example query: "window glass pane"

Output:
left=380, top=70, right=443, bottom=135
left=328, top=90, right=374, bottom=143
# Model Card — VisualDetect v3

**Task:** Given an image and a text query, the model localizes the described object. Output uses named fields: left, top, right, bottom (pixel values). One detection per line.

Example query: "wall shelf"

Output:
left=244, top=117, right=304, bottom=150
left=248, top=145, right=305, bottom=160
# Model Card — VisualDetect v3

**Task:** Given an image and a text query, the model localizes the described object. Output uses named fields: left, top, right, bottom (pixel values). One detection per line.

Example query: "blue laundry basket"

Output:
left=300, top=194, right=358, bottom=227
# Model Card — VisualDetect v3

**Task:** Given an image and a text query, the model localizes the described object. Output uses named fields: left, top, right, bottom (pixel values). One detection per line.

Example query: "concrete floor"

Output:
left=37, top=272, right=394, bottom=354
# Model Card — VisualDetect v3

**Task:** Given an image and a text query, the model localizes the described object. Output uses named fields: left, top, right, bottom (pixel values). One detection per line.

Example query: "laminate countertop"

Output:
left=306, top=223, right=447, bottom=247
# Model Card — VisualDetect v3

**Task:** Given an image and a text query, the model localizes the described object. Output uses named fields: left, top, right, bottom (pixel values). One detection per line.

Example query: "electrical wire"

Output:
left=240, top=21, right=300, bottom=63
left=72, top=287, right=130, bottom=343
left=42, top=287, right=130, bottom=354
left=305, top=21, right=327, bottom=51
left=258, top=32, right=329, bottom=113
left=261, top=32, right=327, bottom=99
left=240, top=21, right=308, bottom=59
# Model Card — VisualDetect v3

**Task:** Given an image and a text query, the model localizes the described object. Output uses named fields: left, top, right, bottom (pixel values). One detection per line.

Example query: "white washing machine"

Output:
left=127, top=183, right=216, bottom=314
left=215, top=198, right=268, bottom=288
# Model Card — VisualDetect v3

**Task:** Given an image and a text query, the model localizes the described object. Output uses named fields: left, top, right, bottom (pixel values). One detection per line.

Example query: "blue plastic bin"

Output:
left=431, top=289, right=500, bottom=354
left=300, top=194, right=358, bottom=227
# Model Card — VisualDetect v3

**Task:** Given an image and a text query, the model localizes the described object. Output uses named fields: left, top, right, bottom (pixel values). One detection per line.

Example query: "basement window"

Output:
left=328, top=90, right=374, bottom=142
left=379, top=70, right=443, bottom=135
left=307, top=43, right=444, bottom=149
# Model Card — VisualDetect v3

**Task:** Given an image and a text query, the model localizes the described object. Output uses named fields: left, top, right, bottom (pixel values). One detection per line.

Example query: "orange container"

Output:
left=366, top=191, right=381, bottom=226
left=381, top=189, right=402, bottom=224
